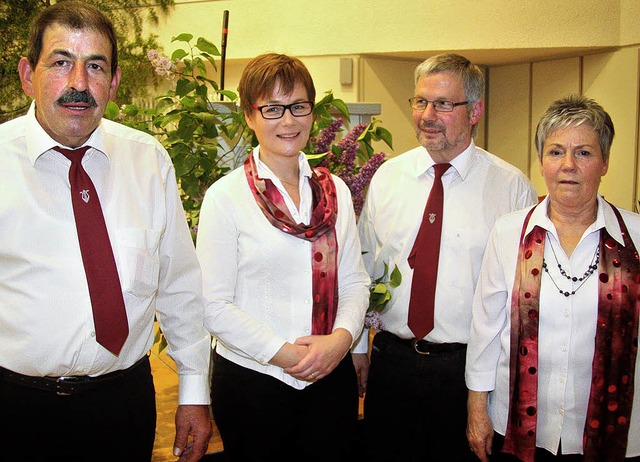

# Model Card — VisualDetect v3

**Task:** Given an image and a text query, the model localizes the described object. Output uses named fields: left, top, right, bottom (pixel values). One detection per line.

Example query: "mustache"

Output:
left=419, top=121, right=445, bottom=131
left=56, top=90, right=97, bottom=107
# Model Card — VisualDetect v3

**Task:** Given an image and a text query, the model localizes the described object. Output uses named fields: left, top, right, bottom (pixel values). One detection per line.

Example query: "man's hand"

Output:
left=467, top=391, right=493, bottom=462
left=173, top=404, right=213, bottom=461
left=351, top=353, right=370, bottom=397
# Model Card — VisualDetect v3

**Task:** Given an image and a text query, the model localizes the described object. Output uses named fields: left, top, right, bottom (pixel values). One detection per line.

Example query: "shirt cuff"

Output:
left=351, top=327, right=370, bottom=354
left=177, top=373, right=210, bottom=405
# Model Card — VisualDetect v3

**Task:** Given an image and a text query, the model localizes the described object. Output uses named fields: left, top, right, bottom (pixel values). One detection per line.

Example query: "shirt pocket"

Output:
left=115, top=228, right=161, bottom=299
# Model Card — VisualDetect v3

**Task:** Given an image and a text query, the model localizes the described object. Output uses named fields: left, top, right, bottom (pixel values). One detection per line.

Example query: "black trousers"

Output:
left=211, top=351, right=359, bottom=462
left=0, top=356, right=156, bottom=462
left=363, top=331, right=476, bottom=462
left=490, top=432, right=640, bottom=462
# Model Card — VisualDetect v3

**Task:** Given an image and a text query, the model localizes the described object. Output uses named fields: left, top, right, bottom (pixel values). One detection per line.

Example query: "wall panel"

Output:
left=529, top=58, right=581, bottom=195
left=486, top=63, right=531, bottom=176
left=583, top=49, right=639, bottom=209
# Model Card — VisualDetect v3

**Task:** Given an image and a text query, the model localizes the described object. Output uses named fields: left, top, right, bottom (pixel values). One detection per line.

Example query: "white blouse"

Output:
left=196, top=147, right=370, bottom=389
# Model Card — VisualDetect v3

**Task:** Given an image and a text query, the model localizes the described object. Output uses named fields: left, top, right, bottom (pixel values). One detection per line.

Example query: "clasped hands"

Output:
left=273, top=328, right=352, bottom=382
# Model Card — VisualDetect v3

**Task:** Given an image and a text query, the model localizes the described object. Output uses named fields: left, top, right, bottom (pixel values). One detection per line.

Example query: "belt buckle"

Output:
left=56, top=376, right=73, bottom=396
left=412, top=339, right=431, bottom=355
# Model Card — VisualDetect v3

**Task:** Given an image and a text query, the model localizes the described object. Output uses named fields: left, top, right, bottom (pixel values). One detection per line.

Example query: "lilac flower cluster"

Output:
left=313, top=122, right=386, bottom=216
left=147, top=49, right=176, bottom=79
left=344, top=152, right=385, bottom=216
left=365, top=311, right=385, bottom=331
left=311, top=119, right=343, bottom=154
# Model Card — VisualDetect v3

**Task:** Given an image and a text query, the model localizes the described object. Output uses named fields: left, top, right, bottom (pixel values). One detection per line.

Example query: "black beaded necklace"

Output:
left=542, top=239, right=600, bottom=297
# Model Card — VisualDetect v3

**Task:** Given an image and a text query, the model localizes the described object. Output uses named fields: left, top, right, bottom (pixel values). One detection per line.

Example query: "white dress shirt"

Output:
left=196, top=147, right=370, bottom=390
left=465, top=195, right=640, bottom=457
left=354, top=141, right=537, bottom=352
left=0, top=103, right=211, bottom=404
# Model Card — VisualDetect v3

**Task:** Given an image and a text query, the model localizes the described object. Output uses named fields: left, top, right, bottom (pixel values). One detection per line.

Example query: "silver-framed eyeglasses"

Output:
left=408, top=97, right=468, bottom=112
left=252, top=101, right=315, bottom=119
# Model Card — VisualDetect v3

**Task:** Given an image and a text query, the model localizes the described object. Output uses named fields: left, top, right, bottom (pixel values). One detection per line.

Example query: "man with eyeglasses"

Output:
left=352, top=53, right=537, bottom=461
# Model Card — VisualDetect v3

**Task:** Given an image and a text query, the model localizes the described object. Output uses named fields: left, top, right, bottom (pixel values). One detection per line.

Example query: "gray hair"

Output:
left=535, top=94, right=614, bottom=161
left=414, top=53, right=484, bottom=136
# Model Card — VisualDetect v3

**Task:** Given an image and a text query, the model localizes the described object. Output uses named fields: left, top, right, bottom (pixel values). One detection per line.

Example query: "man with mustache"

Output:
left=0, top=2, right=212, bottom=460
left=352, top=53, right=537, bottom=461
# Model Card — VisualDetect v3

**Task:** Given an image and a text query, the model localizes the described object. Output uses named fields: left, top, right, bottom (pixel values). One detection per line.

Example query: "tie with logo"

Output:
left=55, top=146, right=129, bottom=355
left=407, top=163, right=451, bottom=339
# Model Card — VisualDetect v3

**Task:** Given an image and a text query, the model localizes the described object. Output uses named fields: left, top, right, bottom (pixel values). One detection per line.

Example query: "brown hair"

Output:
left=27, top=1, right=118, bottom=75
left=239, top=53, right=315, bottom=115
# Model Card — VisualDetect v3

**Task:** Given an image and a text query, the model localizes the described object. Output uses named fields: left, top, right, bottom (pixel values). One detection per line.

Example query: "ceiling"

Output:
left=370, top=46, right=619, bottom=67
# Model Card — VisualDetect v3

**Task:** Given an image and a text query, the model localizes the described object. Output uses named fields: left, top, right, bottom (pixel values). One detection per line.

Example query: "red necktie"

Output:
left=55, top=146, right=129, bottom=355
left=407, top=163, right=451, bottom=339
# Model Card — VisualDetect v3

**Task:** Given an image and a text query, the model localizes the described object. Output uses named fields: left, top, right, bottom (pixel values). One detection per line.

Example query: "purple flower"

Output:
left=147, top=49, right=176, bottom=79
left=313, top=119, right=343, bottom=154
left=365, top=311, right=385, bottom=331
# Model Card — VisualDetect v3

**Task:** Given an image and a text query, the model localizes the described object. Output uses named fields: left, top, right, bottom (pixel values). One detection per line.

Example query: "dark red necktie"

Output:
left=407, top=163, right=451, bottom=339
left=55, top=146, right=129, bottom=355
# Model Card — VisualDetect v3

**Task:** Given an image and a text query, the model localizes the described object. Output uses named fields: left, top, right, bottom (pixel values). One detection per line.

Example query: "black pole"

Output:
left=219, top=10, right=229, bottom=100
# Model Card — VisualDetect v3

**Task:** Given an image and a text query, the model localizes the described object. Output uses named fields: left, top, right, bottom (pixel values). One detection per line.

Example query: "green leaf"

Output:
left=104, top=101, right=120, bottom=120
left=389, top=264, right=402, bottom=287
left=373, top=283, right=387, bottom=294
left=219, top=90, right=238, bottom=101
left=160, top=112, right=182, bottom=127
left=158, top=335, right=168, bottom=354
left=172, top=33, right=194, bottom=43
left=122, top=104, right=140, bottom=116
left=315, top=91, right=334, bottom=107
left=192, top=57, right=207, bottom=76
left=200, top=52, right=218, bottom=72
left=375, top=126, right=394, bottom=149
left=331, top=99, right=350, bottom=119
left=176, top=78, right=196, bottom=97
left=196, top=37, right=220, bottom=56
left=306, top=152, right=328, bottom=162
left=171, top=48, right=188, bottom=61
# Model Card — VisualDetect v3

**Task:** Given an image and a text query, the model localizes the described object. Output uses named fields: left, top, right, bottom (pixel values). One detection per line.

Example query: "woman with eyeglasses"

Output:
left=196, top=53, right=370, bottom=461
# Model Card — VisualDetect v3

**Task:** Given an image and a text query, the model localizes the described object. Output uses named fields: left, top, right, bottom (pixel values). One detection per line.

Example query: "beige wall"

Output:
left=486, top=49, right=640, bottom=209
left=152, top=0, right=631, bottom=58
left=143, top=0, right=640, bottom=210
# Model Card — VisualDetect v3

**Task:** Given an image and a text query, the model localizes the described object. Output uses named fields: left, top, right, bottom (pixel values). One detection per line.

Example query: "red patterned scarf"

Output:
left=244, top=153, right=339, bottom=335
left=504, top=201, right=640, bottom=462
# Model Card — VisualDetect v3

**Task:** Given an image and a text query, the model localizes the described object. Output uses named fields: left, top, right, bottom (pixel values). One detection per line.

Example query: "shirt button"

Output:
left=559, top=376, right=566, bottom=384
left=91, top=331, right=96, bottom=337
left=558, top=407, right=565, bottom=415
left=563, top=311, right=569, bottom=318
left=304, top=329, right=310, bottom=334
left=561, top=345, right=567, bottom=352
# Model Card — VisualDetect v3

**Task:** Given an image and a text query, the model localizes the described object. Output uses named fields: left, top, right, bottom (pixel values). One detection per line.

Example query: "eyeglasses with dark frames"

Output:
left=408, top=97, right=468, bottom=113
left=252, top=101, right=315, bottom=119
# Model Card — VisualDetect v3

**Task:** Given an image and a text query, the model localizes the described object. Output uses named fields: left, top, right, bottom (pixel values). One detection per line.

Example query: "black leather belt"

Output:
left=409, top=338, right=466, bottom=355
left=380, top=331, right=466, bottom=355
left=0, top=355, right=148, bottom=396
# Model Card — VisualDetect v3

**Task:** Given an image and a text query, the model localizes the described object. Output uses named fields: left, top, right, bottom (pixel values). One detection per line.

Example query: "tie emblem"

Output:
left=428, top=213, right=436, bottom=224
left=80, top=189, right=91, bottom=203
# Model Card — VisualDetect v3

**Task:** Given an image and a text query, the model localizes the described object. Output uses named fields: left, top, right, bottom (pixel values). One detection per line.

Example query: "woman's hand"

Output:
left=467, top=390, right=494, bottom=462
left=284, top=328, right=352, bottom=382
left=268, top=342, right=308, bottom=369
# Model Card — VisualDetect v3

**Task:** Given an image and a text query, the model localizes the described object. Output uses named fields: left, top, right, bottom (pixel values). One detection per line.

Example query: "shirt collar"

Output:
left=413, top=140, right=475, bottom=180
left=252, top=146, right=312, bottom=181
left=25, top=101, right=109, bottom=165
left=525, top=195, right=625, bottom=246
